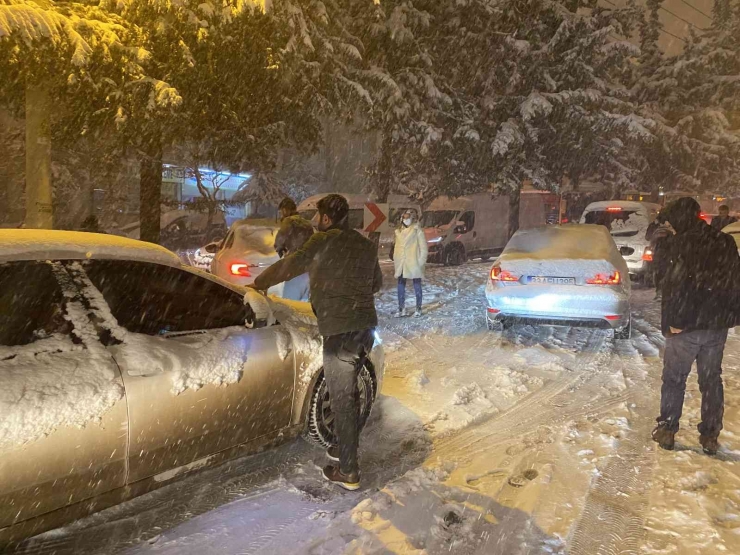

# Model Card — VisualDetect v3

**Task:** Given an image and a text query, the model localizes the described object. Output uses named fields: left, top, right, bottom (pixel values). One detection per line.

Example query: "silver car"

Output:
left=485, top=225, right=631, bottom=338
left=0, top=230, right=384, bottom=544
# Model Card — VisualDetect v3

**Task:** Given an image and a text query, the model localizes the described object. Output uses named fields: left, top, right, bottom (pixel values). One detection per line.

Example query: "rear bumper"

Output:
left=485, top=283, right=630, bottom=330
left=624, top=258, right=647, bottom=275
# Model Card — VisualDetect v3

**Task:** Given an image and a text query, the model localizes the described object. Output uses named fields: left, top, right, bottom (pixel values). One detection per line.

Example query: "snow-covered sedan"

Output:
left=0, top=230, right=383, bottom=544
left=485, top=225, right=631, bottom=339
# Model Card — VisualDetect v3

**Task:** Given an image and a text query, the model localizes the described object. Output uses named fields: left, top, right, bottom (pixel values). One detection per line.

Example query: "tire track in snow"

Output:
left=567, top=319, right=661, bottom=555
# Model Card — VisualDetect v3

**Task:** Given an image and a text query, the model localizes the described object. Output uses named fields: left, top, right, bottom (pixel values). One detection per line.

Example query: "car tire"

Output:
left=444, top=243, right=466, bottom=266
left=614, top=317, right=632, bottom=340
left=305, top=365, right=376, bottom=448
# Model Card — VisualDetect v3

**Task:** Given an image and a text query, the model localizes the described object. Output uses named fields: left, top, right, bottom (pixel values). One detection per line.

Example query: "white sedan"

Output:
left=485, top=225, right=632, bottom=339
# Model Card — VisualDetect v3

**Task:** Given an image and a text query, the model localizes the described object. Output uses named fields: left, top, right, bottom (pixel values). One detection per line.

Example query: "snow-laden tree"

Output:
left=336, top=0, right=450, bottom=202
left=416, top=0, right=653, bottom=235
left=86, top=0, right=368, bottom=242
left=0, top=0, right=174, bottom=228
left=630, top=0, right=740, bottom=195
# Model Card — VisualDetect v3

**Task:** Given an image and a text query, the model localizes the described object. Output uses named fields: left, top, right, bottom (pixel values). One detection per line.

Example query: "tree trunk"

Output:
left=25, top=81, right=53, bottom=229
left=140, top=140, right=162, bottom=244
left=508, top=186, right=521, bottom=239
left=375, top=129, right=393, bottom=203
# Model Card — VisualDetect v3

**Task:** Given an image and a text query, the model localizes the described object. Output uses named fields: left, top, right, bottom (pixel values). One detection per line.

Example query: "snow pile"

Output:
left=452, top=382, right=490, bottom=406
left=0, top=268, right=126, bottom=450
left=245, top=289, right=322, bottom=389
left=74, top=265, right=249, bottom=394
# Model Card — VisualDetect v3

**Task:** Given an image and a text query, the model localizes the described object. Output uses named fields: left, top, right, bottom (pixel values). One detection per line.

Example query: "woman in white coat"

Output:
left=393, top=209, right=428, bottom=317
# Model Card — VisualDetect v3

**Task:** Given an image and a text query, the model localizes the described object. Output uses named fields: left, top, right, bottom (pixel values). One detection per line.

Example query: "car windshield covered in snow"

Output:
left=421, top=210, right=457, bottom=228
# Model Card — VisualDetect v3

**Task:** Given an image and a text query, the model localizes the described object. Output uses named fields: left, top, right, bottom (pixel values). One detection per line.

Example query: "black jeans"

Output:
left=659, top=329, right=728, bottom=437
left=323, top=328, right=375, bottom=476
left=398, top=276, right=422, bottom=310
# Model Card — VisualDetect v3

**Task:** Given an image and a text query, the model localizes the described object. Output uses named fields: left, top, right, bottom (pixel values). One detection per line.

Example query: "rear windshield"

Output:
left=584, top=210, right=642, bottom=229
left=421, top=210, right=458, bottom=228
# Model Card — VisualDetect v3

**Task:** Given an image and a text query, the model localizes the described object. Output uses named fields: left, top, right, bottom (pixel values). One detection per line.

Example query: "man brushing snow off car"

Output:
left=652, top=197, right=740, bottom=455
left=251, top=194, right=382, bottom=490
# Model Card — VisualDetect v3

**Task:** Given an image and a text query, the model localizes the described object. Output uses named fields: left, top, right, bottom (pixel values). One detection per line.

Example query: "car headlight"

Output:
left=427, top=237, right=443, bottom=243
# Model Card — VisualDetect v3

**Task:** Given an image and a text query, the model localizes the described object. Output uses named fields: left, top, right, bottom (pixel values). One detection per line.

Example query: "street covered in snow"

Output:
left=10, top=260, right=740, bottom=555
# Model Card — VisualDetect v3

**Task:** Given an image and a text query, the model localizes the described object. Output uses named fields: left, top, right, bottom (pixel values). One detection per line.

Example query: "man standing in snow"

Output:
left=251, top=194, right=382, bottom=490
left=273, top=197, right=314, bottom=301
left=274, top=197, right=314, bottom=258
left=652, top=197, right=740, bottom=455
left=711, top=204, right=737, bottom=231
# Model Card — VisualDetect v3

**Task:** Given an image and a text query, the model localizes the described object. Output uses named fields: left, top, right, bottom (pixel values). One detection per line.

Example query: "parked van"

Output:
left=421, top=192, right=547, bottom=265
left=579, top=200, right=661, bottom=278
left=297, top=193, right=421, bottom=259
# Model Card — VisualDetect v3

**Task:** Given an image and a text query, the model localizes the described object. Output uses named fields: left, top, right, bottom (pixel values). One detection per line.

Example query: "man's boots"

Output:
left=699, top=434, right=720, bottom=455
left=652, top=424, right=675, bottom=450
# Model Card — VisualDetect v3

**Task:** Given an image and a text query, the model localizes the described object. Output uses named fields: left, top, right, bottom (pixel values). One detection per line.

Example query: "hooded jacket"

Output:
left=660, top=198, right=740, bottom=334
left=274, top=214, right=314, bottom=257
left=393, top=222, right=428, bottom=280
left=254, top=226, right=382, bottom=337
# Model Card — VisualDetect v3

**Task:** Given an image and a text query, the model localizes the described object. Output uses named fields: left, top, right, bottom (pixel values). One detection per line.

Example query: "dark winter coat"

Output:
left=660, top=221, right=740, bottom=334
left=254, top=227, right=382, bottom=337
left=274, top=214, right=314, bottom=257
left=711, top=215, right=737, bottom=231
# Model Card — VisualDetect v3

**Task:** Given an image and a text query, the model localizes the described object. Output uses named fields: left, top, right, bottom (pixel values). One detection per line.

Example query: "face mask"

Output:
left=403, top=218, right=413, bottom=226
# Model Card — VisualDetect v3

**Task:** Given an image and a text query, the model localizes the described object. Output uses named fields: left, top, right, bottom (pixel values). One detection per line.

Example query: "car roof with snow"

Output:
left=502, top=225, right=619, bottom=261
left=498, top=225, right=629, bottom=280
left=582, top=200, right=661, bottom=213
left=0, top=229, right=182, bottom=266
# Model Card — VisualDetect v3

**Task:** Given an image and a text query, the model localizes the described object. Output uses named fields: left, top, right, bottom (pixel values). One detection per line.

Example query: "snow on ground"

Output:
left=11, top=263, right=740, bottom=555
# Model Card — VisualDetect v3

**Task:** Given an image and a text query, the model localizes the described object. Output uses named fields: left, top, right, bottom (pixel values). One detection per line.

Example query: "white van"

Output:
left=579, top=200, right=661, bottom=278
left=297, top=193, right=421, bottom=259
left=422, top=192, right=547, bottom=265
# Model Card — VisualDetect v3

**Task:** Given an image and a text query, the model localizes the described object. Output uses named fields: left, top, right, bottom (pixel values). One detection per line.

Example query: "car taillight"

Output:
left=491, top=267, right=519, bottom=282
left=642, top=249, right=654, bottom=262
left=230, top=263, right=252, bottom=277
left=607, top=207, right=623, bottom=212
left=586, top=271, right=621, bottom=285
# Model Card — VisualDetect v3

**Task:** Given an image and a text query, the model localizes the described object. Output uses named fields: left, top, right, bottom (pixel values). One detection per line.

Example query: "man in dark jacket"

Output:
left=652, top=197, right=740, bottom=455
left=711, top=204, right=737, bottom=231
left=274, top=198, right=314, bottom=258
left=252, top=194, right=382, bottom=489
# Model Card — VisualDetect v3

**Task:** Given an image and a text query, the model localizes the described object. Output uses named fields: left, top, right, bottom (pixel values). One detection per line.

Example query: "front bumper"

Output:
left=485, top=283, right=630, bottom=330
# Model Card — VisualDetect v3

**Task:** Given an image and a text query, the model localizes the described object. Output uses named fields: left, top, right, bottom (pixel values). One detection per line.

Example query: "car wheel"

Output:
left=305, top=365, right=376, bottom=448
left=614, top=317, right=632, bottom=340
left=444, top=244, right=466, bottom=266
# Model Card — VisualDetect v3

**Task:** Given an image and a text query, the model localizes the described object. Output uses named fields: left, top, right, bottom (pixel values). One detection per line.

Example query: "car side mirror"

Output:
left=203, top=241, right=220, bottom=254
left=454, top=221, right=468, bottom=233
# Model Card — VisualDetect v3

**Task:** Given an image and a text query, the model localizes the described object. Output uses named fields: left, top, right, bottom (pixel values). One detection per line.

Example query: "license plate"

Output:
left=529, top=276, right=575, bottom=285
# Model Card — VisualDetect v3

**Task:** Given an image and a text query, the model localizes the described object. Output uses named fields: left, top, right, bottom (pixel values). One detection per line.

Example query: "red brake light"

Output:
left=642, top=249, right=654, bottom=262
left=586, top=271, right=621, bottom=285
left=230, top=263, right=252, bottom=277
left=607, top=207, right=623, bottom=212
left=491, top=267, right=519, bottom=282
